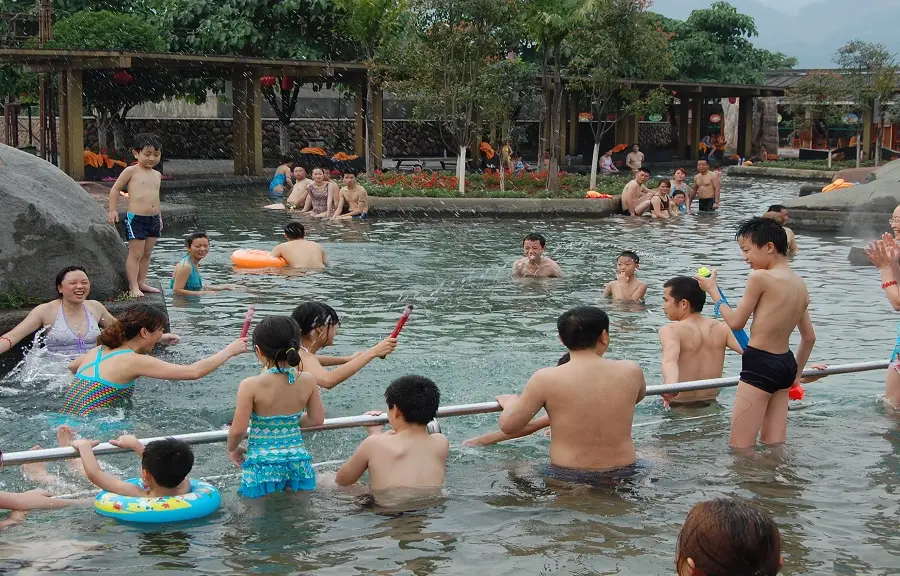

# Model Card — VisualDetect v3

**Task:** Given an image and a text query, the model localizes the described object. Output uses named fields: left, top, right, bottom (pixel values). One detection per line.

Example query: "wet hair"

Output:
left=664, top=276, right=705, bottom=312
left=632, top=143, right=639, bottom=148
left=637, top=167, right=650, bottom=176
left=132, top=133, right=162, bottom=152
left=280, top=155, right=294, bottom=165
left=674, top=167, right=687, bottom=176
left=557, top=306, right=609, bottom=351
left=735, top=217, right=788, bottom=256
left=658, top=180, right=671, bottom=189
left=185, top=231, right=208, bottom=248
left=98, top=304, right=168, bottom=348
left=284, top=222, right=306, bottom=240
left=767, top=204, right=786, bottom=213
left=253, top=315, right=302, bottom=370
left=676, top=498, right=781, bottom=576
left=291, top=301, right=341, bottom=335
left=142, top=438, right=194, bottom=489
left=523, top=233, right=547, bottom=247
left=311, top=167, right=324, bottom=176
left=617, top=250, right=639, bottom=264
left=343, top=170, right=358, bottom=178
left=384, top=375, right=440, bottom=425
left=55, top=265, right=88, bottom=294
left=698, top=158, right=709, bottom=165
left=557, top=352, right=570, bottom=365
left=672, top=190, right=686, bottom=198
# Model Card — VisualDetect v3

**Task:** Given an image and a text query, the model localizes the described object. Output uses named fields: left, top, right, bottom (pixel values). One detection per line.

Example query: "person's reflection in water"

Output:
left=364, top=506, right=457, bottom=576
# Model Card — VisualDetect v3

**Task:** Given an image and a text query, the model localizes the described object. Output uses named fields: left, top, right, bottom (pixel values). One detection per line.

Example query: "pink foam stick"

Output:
left=240, top=306, right=255, bottom=338
left=389, top=305, right=414, bottom=339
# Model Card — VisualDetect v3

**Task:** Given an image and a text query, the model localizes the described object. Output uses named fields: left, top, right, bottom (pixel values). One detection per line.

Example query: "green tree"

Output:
left=653, top=2, right=795, bottom=84
left=383, top=0, right=516, bottom=193
left=47, top=10, right=199, bottom=151
left=333, top=0, right=407, bottom=175
left=568, top=0, right=671, bottom=190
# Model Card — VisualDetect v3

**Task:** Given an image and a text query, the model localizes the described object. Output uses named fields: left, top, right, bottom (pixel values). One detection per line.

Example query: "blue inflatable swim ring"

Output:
left=94, top=478, right=221, bottom=523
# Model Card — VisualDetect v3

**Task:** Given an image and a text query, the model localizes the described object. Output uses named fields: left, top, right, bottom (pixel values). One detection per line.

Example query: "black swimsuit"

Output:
left=740, top=346, right=798, bottom=394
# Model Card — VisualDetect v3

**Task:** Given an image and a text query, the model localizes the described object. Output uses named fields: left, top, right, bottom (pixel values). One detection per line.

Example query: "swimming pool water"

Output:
left=0, top=176, right=897, bottom=575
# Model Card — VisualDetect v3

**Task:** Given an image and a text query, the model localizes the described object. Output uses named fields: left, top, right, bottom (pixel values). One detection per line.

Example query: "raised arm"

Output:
left=0, top=303, right=47, bottom=354
left=868, top=235, right=900, bottom=310
left=698, top=269, right=762, bottom=331
left=72, top=439, right=144, bottom=497
left=127, top=338, right=247, bottom=381
left=302, top=338, right=396, bottom=389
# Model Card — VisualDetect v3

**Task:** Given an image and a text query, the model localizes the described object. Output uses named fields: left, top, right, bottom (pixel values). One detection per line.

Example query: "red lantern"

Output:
left=281, top=77, right=293, bottom=91
left=260, top=76, right=277, bottom=87
left=728, top=97, right=737, bottom=104
left=112, top=71, right=133, bottom=85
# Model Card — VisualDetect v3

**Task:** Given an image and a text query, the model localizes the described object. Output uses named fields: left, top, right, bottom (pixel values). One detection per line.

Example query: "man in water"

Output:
left=690, top=159, right=720, bottom=212
left=332, top=171, right=369, bottom=220
left=512, top=233, right=563, bottom=278
left=659, top=276, right=743, bottom=407
left=621, top=167, right=654, bottom=216
left=497, top=306, right=646, bottom=473
left=625, top=143, right=644, bottom=172
left=271, top=222, right=327, bottom=269
left=285, top=167, right=312, bottom=208
left=764, top=205, right=798, bottom=255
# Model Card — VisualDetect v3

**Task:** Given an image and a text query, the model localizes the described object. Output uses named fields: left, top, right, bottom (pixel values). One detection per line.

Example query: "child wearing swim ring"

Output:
left=676, top=498, right=782, bottom=576
left=171, top=232, right=236, bottom=296
left=291, top=302, right=397, bottom=389
left=62, top=304, right=247, bottom=418
left=227, top=316, right=324, bottom=497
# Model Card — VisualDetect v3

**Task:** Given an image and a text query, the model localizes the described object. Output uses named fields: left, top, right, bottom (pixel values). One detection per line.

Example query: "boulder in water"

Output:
left=0, top=144, right=127, bottom=301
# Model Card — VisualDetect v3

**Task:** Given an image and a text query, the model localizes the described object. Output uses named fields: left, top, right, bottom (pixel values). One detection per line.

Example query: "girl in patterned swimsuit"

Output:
left=227, top=316, right=324, bottom=497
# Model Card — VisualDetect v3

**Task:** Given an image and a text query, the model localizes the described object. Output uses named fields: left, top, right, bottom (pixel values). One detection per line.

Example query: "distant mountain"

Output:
left=653, top=0, right=900, bottom=68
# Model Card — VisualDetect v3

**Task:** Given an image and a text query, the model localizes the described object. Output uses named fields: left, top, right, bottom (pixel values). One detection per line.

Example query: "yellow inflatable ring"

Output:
left=231, top=249, right=287, bottom=268
left=95, top=478, right=221, bottom=523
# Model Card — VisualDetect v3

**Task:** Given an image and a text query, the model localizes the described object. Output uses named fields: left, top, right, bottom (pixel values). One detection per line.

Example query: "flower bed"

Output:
left=362, top=170, right=630, bottom=198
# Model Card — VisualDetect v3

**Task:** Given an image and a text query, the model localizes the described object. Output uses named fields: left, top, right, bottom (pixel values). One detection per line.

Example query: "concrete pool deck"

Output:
left=368, top=196, right=622, bottom=218
left=728, top=165, right=835, bottom=181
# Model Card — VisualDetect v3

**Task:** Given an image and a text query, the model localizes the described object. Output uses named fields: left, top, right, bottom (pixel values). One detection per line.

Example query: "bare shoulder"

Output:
left=609, top=359, right=643, bottom=376
left=430, top=433, right=450, bottom=452
left=294, top=371, right=317, bottom=388
left=84, top=300, right=107, bottom=316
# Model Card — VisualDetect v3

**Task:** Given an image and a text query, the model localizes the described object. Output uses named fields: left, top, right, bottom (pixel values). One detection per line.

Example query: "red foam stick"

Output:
left=390, top=305, right=414, bottom=338
left=240, top=306, right=255, bottom=338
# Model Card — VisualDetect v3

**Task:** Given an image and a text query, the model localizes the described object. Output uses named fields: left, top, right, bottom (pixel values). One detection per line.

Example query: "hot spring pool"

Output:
left=0, top=175, right=897, bottom=575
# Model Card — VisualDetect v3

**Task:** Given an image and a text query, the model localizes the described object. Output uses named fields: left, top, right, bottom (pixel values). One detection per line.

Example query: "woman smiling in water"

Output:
left=171, top=232, right=236, bottom=296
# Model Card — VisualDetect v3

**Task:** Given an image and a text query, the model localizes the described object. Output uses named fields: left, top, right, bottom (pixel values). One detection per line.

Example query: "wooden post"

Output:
left=678, top=99, right=689, bottom=159
left=558, top=91, right=567, bottom=159
left=372, top=87, right=384, bottom=169
left=247, top=76, right=263, bottom=176
left=232, top=74, right=248, bottom=175
left=568, top=94, right=578, bottom=157
left=737, top=96, right=753, bottom=159
left=690, top=98, right=702, bottom=161
left=862, top=104, right=873, bottom=161
left=354, top=83, right=364, bottom=157
left=57, top=69, right=84, bottom=180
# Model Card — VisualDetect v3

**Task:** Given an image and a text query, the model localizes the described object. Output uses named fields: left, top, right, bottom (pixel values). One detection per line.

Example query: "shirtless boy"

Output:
left=108, top=133, right=163, bottom=297
left=497, top=306, right=646, bottom=472
left=336, top=375, right=449, bottom=494
left=659, top=276, right=743, bottom=407
left=696, top=217, right=816, bottom=448
left=271, top=222, right=327, bottom=269
left=625, top=143, right=644, bottom=172
left=512, top=233, right=563, bottom=278
left=691, top=159, right=720, bottom=212
left=285, top=166, right=312, bottom=207
left=332, top=171, right=369, bottom=220
left=604, top=251, right=648, bottom=301
left=764, top=205, right=798, bottom=255
left=621, top=167, right=654, bottom=216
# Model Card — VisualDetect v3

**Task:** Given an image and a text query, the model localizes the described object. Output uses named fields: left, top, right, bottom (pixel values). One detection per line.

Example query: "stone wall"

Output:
left=83, top=118, right=450, bottom=159
left=639, top=122, right=674, bottom=149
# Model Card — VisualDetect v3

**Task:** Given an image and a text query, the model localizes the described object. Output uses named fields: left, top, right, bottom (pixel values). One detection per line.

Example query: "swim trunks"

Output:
left=352, top=213, right=368, bottom=220
left=538, top=459, right=650, bottom=487
left=740, top=345, right=797, bottom=394
left=125, top=212, right=161, bottom=240
left=623, top=209, right=632, bottom=216
left=697, top=198, right=716, bottom=212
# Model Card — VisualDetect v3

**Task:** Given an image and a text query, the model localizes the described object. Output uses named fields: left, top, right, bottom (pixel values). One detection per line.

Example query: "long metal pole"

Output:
left=0, top=361, right=887, bottom=466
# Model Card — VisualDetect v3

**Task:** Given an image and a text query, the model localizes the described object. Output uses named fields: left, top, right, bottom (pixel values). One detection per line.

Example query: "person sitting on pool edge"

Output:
left=604, top=250, right=648, bottom=301
left=271, top=222, right=327, bottom=269
left=495, top=306, right=647, bottom=475
left=71, top=435, right=194, bottom=499
left=763, top=205, right=798, bottom=255
left=335, top=375, right=448, bottom=495
left=512, top=233, right=563, bottom=278
left=332, top=171, right=369, bottom=220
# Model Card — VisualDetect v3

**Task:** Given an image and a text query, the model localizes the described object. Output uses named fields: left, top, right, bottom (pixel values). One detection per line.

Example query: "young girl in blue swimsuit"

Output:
left=227, top=316, right=324, bottom=497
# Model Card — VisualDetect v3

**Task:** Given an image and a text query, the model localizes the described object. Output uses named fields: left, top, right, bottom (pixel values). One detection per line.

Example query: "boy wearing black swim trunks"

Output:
left=696, top=218, right=816, bottom=449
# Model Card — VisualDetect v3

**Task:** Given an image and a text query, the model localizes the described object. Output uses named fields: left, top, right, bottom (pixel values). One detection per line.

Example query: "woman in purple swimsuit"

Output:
left=301, top=167, right=334, bottom=218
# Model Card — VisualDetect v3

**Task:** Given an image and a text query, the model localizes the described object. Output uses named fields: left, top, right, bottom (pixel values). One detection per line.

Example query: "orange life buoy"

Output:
left=231, top=249, right=287, bottom=269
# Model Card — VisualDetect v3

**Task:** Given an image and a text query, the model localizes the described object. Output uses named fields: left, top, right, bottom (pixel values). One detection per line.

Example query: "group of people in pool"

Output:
left=620, top=159, right=722, bottom=218
left=270, top=158, right=369, bottom=220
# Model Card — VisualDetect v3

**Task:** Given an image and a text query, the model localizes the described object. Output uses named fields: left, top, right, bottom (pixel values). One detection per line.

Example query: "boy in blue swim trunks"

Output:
left=108, top=133, right=164, bottom=298
left=332, top=171, right=369, bottom=220
left=696, top=217, right=816, bottom=449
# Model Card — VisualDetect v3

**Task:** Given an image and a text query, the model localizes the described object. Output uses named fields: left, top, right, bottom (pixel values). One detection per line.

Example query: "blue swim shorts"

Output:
left=125, top=212, right=161, bottom=241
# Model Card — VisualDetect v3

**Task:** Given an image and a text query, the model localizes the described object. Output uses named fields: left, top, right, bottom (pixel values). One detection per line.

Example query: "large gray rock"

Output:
left=783, top=158, right=900, bottom=212
left=0, top=144, right=127, bottom=301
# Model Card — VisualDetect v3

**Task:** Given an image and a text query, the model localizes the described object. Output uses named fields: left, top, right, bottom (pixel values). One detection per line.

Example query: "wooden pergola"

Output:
left=0, top=48, right=370, bottom=179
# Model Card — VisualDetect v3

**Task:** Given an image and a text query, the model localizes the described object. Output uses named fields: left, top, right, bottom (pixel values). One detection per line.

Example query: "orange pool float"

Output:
left=231, top=249, right=287, bottom=269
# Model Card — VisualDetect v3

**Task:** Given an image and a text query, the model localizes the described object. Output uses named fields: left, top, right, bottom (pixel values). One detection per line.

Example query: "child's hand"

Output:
left=225, top=338, right=249, bottom=357
left=71, top=439, right=99, bottom=452
left=228, top=446, right=246, bottom=467
left=110, top=435, right=140, bottom=450
left=496, top=394, right=519, bottom=408
left=695, top=268, right=718, bottom=293
left=800, top=363, right=828, bottom=383
left=362, top=410, right=384, bottom=436
left=158, top=333, right=181, bottom=345
left=372, top=337, right=398, bottom=359
left=661, top=392, right=679, bottom=404
left=107, top=211, right=118, bottom=225
left=25, top=488, right=55, bottom=498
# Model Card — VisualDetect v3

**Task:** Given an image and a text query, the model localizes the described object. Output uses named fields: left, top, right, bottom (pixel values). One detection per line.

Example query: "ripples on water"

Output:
left=0, top=176, right=897, bottom=575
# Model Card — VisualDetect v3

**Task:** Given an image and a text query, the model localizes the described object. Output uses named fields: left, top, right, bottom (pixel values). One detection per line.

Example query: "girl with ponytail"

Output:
left=227, top=315, right=324, bottom=497
left=62, top=303, right=247, bottom=418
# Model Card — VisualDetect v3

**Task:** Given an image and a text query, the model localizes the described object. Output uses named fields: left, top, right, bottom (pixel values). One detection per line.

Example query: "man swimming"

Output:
left=512, top=233, right=563, bottom=278
left=691, top=159, right=720, bottom=212
left=271, top=222, right=327, bottom=269
left=659, top=276, right=743, bottom=407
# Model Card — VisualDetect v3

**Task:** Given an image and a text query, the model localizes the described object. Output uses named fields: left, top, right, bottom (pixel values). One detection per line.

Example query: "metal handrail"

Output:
left=0, top=361, right=886, bottom=466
